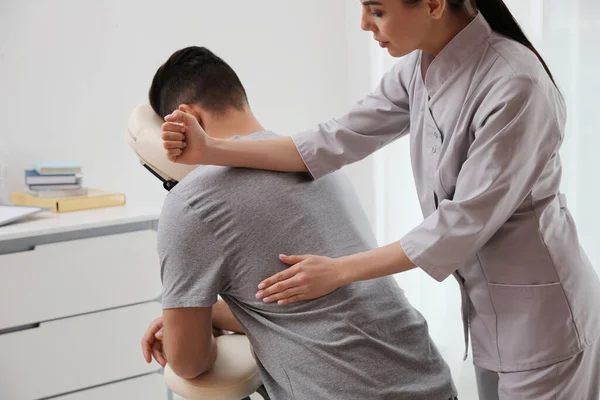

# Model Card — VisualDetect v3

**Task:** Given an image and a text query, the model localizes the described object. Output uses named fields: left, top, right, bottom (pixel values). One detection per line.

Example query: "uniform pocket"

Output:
left=487, top=282, right=581, bottom=370
left=434, top=172, right=452, bottom=200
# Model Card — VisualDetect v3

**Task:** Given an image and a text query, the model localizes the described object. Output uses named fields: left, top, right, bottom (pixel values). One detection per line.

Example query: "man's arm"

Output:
left=157, top=193, right=229, bottom=379
left=162, top=307, right=217, bottom=379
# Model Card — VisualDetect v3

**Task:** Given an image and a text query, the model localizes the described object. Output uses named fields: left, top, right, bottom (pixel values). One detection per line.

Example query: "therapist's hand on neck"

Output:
left=256, top=241, right=417, bottom=305
left=162, top=103, right=307, bottom=173
left=162, top=109, right=212, bottom=164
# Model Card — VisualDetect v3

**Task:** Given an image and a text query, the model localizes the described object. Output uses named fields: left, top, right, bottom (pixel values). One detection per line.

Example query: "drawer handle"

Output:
left=0, top=322, right=40, bottom=335
left=0, top=244, right=37, bottom=255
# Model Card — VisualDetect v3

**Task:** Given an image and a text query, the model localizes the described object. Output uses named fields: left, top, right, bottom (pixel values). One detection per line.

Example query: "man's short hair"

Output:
left=149, top=46, right=248, bottom=118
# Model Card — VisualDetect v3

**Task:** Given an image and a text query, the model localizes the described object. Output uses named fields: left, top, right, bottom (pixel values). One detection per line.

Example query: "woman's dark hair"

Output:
left=407, top=0, right=556, bottom=84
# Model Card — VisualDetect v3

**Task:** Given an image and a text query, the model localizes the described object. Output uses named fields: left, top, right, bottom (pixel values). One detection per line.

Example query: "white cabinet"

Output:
left=0, top=205, right=168, bottom=400
left=0, top=230, right=161, bottom=330
left=0, top=303, right=162, bottom=399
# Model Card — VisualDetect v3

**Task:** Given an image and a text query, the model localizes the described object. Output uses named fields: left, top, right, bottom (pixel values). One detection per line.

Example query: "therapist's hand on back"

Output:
left=257, top=243, right=413, bottom=304
left=162, top=108, right=209, bottom=164
left=256, top=254, right=346, bottom=305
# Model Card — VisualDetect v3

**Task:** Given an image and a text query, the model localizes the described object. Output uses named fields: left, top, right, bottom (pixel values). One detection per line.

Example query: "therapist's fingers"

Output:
left=164, top=109, right=196, bottom=126
left=257, top=274, right=302, bottom=300
left=162, top=131, right=186, bottom=142
left=166, top=149, right=183, bottom=162
left=257, top=264, right=300, bottom=292
left=163, top=140, right=187, bottom=150
left=161, top=122, right=185, bottom=133
left=257, top=254, right=309, bottom=290
left=262, top=286, right=305, bottom=304
left=277, top=294, right=308, bottom=305
left=279, top=254, right=310, bottom=266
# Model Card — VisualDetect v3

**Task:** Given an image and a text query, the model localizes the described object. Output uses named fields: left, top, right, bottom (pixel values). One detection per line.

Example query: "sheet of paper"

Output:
left=0, top=205, right=44, bottom=227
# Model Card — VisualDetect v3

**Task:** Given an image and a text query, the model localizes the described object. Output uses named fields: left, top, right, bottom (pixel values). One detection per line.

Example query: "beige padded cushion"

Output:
left=127, top=103, right=198, bottom=182
left=164, top=334, right=262, bottom=400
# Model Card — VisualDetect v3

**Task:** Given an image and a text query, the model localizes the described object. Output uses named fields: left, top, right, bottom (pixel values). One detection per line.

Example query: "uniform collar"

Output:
left=422, top=12, right=492, bottom=98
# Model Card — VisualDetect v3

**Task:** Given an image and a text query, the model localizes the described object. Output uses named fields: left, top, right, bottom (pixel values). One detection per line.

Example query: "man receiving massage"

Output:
left=140, top=46, right=457, bottom=400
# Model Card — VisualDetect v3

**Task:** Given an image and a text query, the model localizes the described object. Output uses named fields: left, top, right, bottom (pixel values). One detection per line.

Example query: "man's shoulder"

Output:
left=173, top=156, right=354, bottom=205
left=159, top=190, right=195, bottom=228
left=173, top=130, right=283, bottom=188
left=165, top=127, right=359, bottom=219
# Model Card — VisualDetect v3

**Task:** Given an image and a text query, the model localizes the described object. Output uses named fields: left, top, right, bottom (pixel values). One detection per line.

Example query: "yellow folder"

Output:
left=10, top=189, right=126, bottom=213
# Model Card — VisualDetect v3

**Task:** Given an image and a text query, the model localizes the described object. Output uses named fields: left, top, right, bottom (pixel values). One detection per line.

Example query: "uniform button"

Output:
left=434, top=131, right=439, bottom=139
left=432, top=146, right=437, bottom=154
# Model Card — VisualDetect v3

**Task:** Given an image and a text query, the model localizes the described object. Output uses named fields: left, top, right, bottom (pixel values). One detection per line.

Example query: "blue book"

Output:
left=34, top=161, right=82, bottom=176
left=25, top=170, right=78, bottom=185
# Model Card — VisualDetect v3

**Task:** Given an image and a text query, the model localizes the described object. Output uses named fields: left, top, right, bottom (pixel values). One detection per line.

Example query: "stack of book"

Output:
left=25, top=161, right=86, bottom=198
left=10, top=161, right=126, bottom=213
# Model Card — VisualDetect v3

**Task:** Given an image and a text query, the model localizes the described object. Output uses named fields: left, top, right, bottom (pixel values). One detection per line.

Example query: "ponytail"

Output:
left=471, top=0, right=556, bottom=84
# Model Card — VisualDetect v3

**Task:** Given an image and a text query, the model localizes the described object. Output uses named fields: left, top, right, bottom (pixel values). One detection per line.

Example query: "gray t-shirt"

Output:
left=157, top=132, right=457, bottom=400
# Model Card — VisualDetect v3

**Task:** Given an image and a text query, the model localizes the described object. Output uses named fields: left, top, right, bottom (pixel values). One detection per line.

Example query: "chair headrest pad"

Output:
left=127, top=103, right=198, bottom=183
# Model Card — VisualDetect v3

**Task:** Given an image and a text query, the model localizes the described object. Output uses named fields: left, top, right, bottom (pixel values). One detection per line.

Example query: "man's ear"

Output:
left=178, top=104, right=203, bottom=127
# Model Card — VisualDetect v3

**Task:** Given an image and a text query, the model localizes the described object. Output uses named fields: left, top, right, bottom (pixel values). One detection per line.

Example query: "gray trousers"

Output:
left=475, top=338, right=600, bottom=400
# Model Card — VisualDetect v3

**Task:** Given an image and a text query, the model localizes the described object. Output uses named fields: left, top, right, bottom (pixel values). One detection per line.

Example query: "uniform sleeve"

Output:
left=157, top=193, right=228, bottom=308
left=292, top=56, right=414, bottom=180
left=400, top=76, right=563, bottom=282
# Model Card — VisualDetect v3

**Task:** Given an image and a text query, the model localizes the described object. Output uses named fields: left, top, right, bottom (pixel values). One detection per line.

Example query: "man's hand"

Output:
left=141, top=316, right=167, bottom=367
left=142, top=314, right=223, bottom=371
left=162, top=108, right=211, bottom=164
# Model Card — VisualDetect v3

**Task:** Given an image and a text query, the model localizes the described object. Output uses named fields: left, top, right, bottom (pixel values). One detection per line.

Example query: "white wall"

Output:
left=342, top=3, right=378, bottom=227
left=0, top=0, right=375, bottom=218
left=504, top=0, right=600, bottom=278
